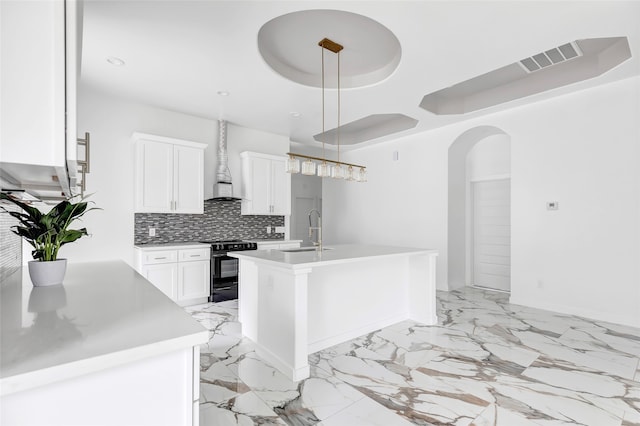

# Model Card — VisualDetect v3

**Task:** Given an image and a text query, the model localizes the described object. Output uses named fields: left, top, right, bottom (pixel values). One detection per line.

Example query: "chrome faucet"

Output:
left=308, top=209, right=322, bottom=251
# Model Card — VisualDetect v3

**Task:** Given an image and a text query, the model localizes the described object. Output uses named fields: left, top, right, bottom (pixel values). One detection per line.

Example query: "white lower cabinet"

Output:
left=178, top=261, right=209, bottom=301
left=144, top=263, right=179, bottom=300
left=136, top=245, right=210, bottom=305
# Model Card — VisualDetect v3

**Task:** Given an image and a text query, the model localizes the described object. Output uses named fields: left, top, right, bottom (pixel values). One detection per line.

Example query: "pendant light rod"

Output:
left=285, top=37, right=367, bottom=182
left=337, top=48, right=341, bottom=163
left=286, top=152, right=365, bottom=170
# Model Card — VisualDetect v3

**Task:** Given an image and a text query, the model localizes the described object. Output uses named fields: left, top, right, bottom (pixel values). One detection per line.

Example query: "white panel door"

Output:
left=471, top=179, right=511, bottom=291
left=174, top=145, right=204, bottom=214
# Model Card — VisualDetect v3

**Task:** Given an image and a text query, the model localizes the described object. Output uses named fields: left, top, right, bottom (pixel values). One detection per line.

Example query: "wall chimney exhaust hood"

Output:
left=208, top=120, right=241, bottom=201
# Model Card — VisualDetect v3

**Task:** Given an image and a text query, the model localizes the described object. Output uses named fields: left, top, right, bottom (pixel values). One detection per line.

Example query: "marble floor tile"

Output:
left=200, top=391, right=287, bottom=425
left=471, top=404, right=543, bottom=426
left=490, top=374, right=625, bottom=426
left=191, top=286, right=640, bottom=426
left=201, top=360, right=251, bottom=404
left=223, top=351, right=367, bottom=424
left=318, top=397, right=415, bottom=426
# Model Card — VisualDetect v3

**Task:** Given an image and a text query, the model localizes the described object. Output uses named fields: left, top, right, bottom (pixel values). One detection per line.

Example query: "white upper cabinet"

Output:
left=133, top=133, right=206, bottom=214
left=240, top=152, right=291, bottom=215
left=0, top=0, right=81, bottom=199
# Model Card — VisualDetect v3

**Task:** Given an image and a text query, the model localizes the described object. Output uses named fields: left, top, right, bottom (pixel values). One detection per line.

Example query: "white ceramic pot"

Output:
left=28, top=259, right=67, bottom=287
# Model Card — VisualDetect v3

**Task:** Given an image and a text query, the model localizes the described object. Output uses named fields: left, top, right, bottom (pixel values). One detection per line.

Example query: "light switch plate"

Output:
left=546, top=201, right=559, bottom=210
left=275, top=226, right=285, bottom=233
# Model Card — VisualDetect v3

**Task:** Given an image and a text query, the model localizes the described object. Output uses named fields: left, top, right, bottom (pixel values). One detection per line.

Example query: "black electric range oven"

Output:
left=199, top=240, right=257, bottom=302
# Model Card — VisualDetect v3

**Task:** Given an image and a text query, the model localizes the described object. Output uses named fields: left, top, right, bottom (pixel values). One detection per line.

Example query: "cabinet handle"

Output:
left=154, top=257, right=167, bottom=260
left=190, top=255, right=199, bottom=257
left=76, top=132, right=91, bottom=196
left=77, top=132, right=91, bottom=172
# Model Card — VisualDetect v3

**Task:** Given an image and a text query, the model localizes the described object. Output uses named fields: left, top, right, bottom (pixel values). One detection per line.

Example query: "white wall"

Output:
left=291, top=173, right=322, bottom=246
left=323, top=133, right=450, bottom=288
left=466, top=134, right=511, bottom=180
left=324, top=76, right=640, bottom=327
left=60, top=84, right=288, bottom=266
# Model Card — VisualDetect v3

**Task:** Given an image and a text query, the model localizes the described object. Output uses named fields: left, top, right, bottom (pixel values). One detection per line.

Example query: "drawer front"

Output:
left=179, top=248, right=210, bottom=262
left=142, top=250, right=178, bottom=265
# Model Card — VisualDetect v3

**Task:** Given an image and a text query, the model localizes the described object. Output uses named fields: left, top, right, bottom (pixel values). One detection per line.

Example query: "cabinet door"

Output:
left=178, top=261, right=210, bottom=301
left=1, top=0, right=64, bottom=167
left=142, top=263, right=178, bottom=300
left=249, top=157, right=272, bottom=214
left=270, top=159, right=291, bottom=215
left=0, top=0, right=75, bottom=198
left=136, top=140, right=174, bottom=213
left=174, top=145, right=204, bottom=214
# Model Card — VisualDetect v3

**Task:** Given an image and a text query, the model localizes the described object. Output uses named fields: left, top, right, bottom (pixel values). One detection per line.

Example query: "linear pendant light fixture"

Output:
left=286, top=38, right=367, bottom=182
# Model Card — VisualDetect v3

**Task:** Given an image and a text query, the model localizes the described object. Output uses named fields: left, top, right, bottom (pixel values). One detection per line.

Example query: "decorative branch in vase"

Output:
left=0, top=193, right=100, bottom=286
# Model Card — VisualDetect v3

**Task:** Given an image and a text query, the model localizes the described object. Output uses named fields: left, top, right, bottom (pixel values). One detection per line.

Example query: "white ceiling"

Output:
left=81, top=1, right=640, bottom=150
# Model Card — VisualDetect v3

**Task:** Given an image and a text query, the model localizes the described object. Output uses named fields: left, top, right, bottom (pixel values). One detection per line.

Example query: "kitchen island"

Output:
left=229, top=244, right=438, bottom=381
left=0, top=260, right=208, bottom=426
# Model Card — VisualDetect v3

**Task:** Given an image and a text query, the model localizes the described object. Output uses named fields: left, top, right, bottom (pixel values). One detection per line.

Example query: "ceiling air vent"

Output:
left=519, top=42, right=582, bottom=73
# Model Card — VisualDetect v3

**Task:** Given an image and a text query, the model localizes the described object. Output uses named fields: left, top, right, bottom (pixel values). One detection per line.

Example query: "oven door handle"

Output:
left=216, top=286, right=234, bottom=291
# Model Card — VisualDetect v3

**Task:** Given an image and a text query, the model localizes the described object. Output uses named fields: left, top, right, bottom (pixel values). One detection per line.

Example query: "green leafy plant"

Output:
left=0, top=193, right=99, bottom=261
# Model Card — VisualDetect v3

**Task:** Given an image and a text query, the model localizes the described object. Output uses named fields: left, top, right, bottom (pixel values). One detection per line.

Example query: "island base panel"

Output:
left=238, top=251, right=438, bottom=381
left=1, top=347, right=197, bottom=426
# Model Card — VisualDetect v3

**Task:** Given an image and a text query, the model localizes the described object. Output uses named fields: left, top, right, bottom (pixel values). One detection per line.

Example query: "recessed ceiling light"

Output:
left=217, top=91, right=230, bottom=96
left=106, top=56, right=125, bottom=66
left=290, top=112, right=301, bottom=118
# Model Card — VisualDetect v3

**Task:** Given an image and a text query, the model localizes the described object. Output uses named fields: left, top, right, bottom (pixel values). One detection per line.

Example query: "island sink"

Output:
left=279, top=247, right=334, bottom=252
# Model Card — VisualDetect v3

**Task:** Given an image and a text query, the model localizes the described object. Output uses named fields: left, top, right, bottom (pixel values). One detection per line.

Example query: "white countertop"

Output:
left=246, top=239, right=303, bottom=243
left=228, top=244, right=438, bottom=269
left=134, top=242, right=211, bottom=250
left=0, top=260, right=208, bottom=396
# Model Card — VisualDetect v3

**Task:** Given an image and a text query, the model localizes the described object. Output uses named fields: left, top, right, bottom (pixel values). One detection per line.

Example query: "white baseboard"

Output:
left=252, top=341, right=310, bottom=382
left=509, top=296, right=640, bottom=328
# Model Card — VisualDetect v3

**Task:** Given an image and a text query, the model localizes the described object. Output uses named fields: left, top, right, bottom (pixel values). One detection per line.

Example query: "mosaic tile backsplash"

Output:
left=0, top=204, right=22, bottom=282
left=134, top=200, right=285, bottom=245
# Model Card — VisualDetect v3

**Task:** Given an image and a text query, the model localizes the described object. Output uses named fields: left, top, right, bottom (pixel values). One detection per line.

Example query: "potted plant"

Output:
left=0, top=193, right=99, bottom=286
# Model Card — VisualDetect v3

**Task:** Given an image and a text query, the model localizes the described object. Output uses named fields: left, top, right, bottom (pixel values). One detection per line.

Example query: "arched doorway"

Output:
left=448, top=126, right=511, bottom=291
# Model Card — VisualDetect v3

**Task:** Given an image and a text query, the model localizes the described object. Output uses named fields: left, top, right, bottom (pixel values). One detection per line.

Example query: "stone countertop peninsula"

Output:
left=0, top=260, right=208, bottom=396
